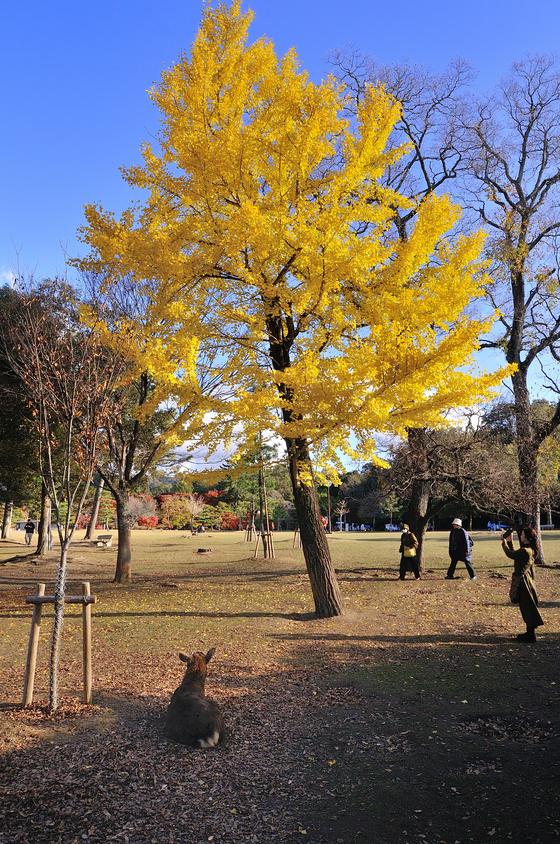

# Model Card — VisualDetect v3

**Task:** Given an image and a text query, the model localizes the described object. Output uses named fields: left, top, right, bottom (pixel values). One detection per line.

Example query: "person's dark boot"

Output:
left=516, top=630, right=537, bottom=642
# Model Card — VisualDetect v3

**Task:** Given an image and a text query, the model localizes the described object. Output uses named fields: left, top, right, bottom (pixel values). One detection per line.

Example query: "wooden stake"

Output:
left=292, top=528, right=302, bottom=549
left=261, top=469, right=275, bottom=559
left=82, top=582, right=92, bottom=704
left=22, top=583, right=97, bottom=709
left=23, top=582, right=45, bottom=707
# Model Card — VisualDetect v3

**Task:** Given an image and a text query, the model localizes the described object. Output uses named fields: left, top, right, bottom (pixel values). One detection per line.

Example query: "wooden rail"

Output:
left=22, top=582, right=97, bottom=707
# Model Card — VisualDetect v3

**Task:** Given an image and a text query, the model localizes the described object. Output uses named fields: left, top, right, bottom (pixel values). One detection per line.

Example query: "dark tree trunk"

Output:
left=1, top=499, right=13, bottom=539
left=403, top=428, right=431, bottom=571
left=114, top=493, right=132, bottom=583
left=406, top=505, right=430, bottom=571
left=85, top=479, right=104, bottom=540
left=286, top=436, right=343, bottom=618
left=266, top=311, right=342, bottom=617
left=511, top=370, right=545, bottom=565
left=36, top=483, right=51, bottom=555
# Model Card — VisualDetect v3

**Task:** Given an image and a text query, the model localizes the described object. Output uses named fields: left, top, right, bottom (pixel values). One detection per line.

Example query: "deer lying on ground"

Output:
left=164, top=647, right=224, bottom=748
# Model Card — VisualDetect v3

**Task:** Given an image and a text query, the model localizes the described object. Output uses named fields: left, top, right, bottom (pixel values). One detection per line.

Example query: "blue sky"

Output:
left=1, top=0, right=559, bottom=283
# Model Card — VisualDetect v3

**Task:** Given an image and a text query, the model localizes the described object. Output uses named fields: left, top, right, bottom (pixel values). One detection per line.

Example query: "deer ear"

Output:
left=178, top=652, right=190, bottom=663
left=205, top=647, right=216, bottom=664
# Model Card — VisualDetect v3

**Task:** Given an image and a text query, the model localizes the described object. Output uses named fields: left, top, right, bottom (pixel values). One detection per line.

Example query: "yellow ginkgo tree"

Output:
left=78, top=1, right=508, bottom=617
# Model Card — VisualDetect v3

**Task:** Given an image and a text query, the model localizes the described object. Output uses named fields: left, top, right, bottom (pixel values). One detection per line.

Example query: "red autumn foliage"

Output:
left=137, top=515, right=158, bottom=529
left=203, top=490, right=221, bottom=503
left=220, top=512, right=240, bottom=530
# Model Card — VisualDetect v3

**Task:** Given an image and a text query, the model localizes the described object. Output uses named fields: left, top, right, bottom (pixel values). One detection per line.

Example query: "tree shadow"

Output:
left=268, top=630, right=560, bottom=646
left=270, top=631, right=496, bottom=645
left=1, top=632, right=559, bottom=844
left=94, top=609, right=316, bottom=621
left=146, top=567, right=306, bottom=583
left=0, top=702, right=20, bottom=712
left=0, top=576, right=45, bottom=586
left=0, top=552, right=42, bottom=566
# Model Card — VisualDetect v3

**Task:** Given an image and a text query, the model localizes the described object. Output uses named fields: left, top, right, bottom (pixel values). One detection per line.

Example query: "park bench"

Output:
left=91, top=534, right=113, bottom=548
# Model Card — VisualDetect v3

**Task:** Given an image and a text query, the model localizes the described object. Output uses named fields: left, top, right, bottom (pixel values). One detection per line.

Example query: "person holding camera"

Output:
left=501, top=526, right=544, bottom=642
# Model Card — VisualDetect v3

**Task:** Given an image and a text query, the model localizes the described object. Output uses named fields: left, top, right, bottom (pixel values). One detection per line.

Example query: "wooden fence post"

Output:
left=22, top=582, right=46, bottom=707
left=82, top=582, right=93, bottom=704
left=23, top=583, right=97, bottom=708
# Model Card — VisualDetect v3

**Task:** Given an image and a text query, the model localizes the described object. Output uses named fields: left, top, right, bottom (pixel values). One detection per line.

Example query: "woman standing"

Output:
left=501, top=526, right=544, bottom=642
left=399, top=523, right=420, bottom=580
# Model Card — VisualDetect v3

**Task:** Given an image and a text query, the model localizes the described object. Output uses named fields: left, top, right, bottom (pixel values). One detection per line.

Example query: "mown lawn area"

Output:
left=1, top=529, right=559, bottom=843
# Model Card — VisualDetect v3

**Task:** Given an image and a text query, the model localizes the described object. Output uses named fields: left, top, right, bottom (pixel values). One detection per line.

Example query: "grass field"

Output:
left=1, top=529, right=559, bottom=843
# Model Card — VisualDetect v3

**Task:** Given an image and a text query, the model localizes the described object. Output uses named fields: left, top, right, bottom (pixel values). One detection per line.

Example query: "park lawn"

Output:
left=0, top=530, right=559, bottom=844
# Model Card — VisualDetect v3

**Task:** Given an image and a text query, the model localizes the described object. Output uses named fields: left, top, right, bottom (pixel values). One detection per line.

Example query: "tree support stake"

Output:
left=22, top=581, right=97, bottom=707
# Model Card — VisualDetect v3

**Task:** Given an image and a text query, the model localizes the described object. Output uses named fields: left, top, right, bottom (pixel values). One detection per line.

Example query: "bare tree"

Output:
left=331, top=53, right=475, bottom=555
left=84, top=477, right=105, bottom=540
left=184, top=493, right=206, bottom=532
left=1, top=281, right=122, bottom=710
left=389, top=419, right=517, bottom=556
left=331, top=52, right=472, bottom=234
left=334, top=497, right=350, bottom=530
left=465, top=55, right=560, bottom=561
left=84, top=273, right=225, bottom=583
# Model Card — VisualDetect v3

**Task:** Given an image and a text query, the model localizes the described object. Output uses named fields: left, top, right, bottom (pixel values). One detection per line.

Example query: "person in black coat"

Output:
left=446, top=518, right=476, bottom=580
left=399, top=524, right=420, bottom=580
left=24, top=518, right=35, bottom=547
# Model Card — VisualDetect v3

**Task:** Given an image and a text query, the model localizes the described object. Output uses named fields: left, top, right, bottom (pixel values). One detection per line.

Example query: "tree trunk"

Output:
left=114, top=493, right=132, bottom=583
left=36, top=483, right=51, bottom=555
left=266, top=313, right=342, bottom=616
left=48, top=540, right=69, bottom=712
left=85, top=479, right=104, bottom=540
left=285, top=436, right=343, bottom=618
left=511, top=370, right=545, bottom=564
left=258, top=467, right=265, bottom=534
left=1, top=499, right=13, bottom=539
left=403, top=428, right=431, bottom=571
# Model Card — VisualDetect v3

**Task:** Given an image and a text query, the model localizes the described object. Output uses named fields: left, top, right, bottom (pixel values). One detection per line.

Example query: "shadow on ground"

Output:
left=1, top=629, right=559, bottom=844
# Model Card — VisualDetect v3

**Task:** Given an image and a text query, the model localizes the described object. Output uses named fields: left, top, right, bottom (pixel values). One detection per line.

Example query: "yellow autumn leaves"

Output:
left=77, top=1, right=510, bottom=477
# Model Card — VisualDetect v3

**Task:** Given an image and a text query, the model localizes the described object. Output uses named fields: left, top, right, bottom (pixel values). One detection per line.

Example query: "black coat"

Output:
left=449, top=526, right=472, bottom=561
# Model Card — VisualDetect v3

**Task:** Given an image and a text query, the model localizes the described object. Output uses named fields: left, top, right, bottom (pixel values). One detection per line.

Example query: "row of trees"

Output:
left=1, top=3, right=559, bottom=635
left=329, top=51, right=560, bottom=563
left=79, top=486, right=294, bottom=531
left=333, top=401, right=559, bottom=543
